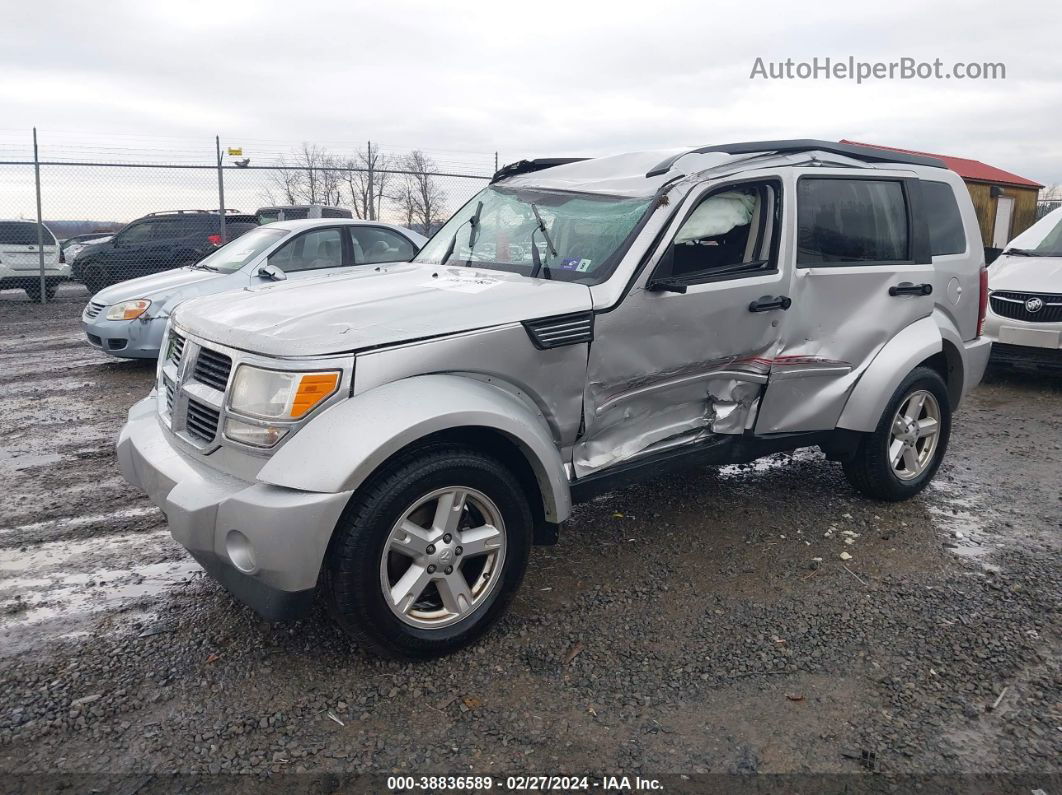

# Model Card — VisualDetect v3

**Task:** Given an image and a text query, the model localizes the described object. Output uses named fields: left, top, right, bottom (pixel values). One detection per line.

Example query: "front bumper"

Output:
left=83, top=314, right=167, bottom=359
left=116, top=396, right=353, bottom=620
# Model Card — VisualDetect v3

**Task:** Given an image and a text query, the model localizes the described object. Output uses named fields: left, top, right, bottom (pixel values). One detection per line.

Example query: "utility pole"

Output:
left=32, top=128, right=47, bottom=304
left=216, top=135, right=227, bottom=244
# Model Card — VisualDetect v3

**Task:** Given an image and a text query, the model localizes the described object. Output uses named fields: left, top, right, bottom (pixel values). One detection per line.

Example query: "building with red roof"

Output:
left=841, top=140, right=1044, bottom=249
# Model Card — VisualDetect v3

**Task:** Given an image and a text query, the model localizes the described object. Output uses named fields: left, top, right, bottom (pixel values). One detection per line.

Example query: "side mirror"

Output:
left=257, top=263, right=287, bottom=281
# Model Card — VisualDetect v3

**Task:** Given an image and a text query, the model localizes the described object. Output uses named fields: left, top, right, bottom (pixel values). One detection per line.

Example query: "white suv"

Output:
left=985, top=207, right=1062, bottom=372
left=0, top=220, right=67, bottom=301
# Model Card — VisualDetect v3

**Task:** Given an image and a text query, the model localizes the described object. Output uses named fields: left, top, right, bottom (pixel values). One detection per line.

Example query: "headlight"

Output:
left=228, top=365, right=340, bottom=420
left=106, top=299, right=151, bottom=320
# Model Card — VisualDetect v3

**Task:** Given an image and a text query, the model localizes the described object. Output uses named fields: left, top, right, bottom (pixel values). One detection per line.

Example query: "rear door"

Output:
left=0, top=221, right=60, bottom=273
left=754, top=169, right=935, bottom=433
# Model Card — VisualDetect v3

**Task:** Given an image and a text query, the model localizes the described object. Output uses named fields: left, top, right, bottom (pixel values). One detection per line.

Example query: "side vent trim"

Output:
left=523, top=312, right=595, bottom=350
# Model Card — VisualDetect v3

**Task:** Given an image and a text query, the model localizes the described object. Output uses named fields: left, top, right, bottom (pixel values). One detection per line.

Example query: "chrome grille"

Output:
left=185, top=399, right=220, bottom=444
left=163, top=378, right=175, bottom=414
left=169, top=332, right=186, bottom=367
left=990, top=291, right=1062, bottom=323
left=84, top=301, right=105, bottom=319
left=192, top=347, right=232, bottom=391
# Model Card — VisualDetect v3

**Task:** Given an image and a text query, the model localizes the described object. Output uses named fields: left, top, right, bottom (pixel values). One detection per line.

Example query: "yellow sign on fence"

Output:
left=227, top=147, right=243, bottom=156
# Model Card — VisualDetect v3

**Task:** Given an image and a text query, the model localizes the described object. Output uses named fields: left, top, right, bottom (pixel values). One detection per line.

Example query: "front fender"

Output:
left=836, top=316, right=942, bottom=432
left=257, top=374, right=572, bottom=523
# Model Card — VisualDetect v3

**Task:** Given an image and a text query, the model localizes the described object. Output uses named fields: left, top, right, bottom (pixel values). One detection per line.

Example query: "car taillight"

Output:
left=977, top=266, right=989, bottom=337
left=207, top=234, right=222, bottom=246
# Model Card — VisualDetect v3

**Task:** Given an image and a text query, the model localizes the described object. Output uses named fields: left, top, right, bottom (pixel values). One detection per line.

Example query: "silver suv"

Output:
left=117, top=140, right=991, bottom=658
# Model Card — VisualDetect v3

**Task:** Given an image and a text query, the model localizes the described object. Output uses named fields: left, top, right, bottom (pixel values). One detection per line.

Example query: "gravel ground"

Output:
left=0, top=286, right=1059, bottom=786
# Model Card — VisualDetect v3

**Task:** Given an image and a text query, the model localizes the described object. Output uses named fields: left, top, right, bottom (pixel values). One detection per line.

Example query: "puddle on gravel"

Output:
left=0, top=558, right=203, bottom=656
left=926, top=481, right=996, bottom=562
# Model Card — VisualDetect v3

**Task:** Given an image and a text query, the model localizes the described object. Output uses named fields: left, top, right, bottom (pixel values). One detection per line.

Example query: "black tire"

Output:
left=24, top=281, right=58, bottom=303
left=323, top=444, right=532, bottom=659
left=842, top=366, right=951, bottom=501
left=82, top=264, right=108, bottom=295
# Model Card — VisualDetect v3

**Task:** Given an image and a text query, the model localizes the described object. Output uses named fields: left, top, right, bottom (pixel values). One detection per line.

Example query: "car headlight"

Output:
left=228, top=365, right=340, bottom=420
left=106, top=299, right=151, bottom=320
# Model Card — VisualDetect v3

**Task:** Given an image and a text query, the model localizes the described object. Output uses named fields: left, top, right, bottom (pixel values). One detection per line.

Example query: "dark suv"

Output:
left=73, top=210, right=258, bottom=293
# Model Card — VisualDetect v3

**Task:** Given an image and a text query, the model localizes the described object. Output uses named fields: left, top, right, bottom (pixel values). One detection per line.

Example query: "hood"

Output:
left=988, top=255, right=1062, bottom=294
left=93, top=267, right=226, bottom=307
left=173, top=262, right=593, bottom=356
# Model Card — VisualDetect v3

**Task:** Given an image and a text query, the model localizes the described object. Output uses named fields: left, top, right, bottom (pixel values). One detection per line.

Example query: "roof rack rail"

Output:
left=144, top=208, right=241, bottom=216
left=491, top=158, right=590, bottom=184
left=645, top=139, right=948, bottom=177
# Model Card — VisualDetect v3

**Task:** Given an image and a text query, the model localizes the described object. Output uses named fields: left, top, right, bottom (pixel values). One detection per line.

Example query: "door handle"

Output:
left=748, top=295, right=792, bottom=312
left=889, top=282, right=933, bottom=296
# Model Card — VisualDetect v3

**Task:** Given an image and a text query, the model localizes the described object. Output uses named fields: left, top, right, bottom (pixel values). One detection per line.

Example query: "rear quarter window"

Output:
left=922, top=181, right=967, bottom=256
left=0, top=222, right=55, bottom=246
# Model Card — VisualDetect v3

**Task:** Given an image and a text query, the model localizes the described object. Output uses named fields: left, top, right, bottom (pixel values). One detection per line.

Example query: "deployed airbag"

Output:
left=674, top=191, right=756, bottom=243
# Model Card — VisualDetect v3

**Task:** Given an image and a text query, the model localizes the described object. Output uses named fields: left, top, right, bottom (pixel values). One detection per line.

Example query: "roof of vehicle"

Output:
left=260, top=217, right=427, bottom=240
left=840, top=140, right=1043, bottom=189
left=497, top=139, right=954, bottom=199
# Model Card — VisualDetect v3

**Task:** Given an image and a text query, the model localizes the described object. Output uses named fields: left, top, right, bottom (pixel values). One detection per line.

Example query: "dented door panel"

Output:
left=574, top=172, right=794, bottom=477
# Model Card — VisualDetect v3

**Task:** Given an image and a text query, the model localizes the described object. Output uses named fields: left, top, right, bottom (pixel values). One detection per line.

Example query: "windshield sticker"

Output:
left=561, top=257, right=593, bottom=271
left=422, top=272, right=500, bottom=294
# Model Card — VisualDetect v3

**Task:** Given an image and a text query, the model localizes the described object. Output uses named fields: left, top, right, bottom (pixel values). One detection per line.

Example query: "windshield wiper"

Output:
left=528, top=203, right=557, bottom=280
left=440, top=201, right=484, bottom=266
left=464, top=200, right=484, bottom=267
left=1003, top=248, right=1042, bottom=257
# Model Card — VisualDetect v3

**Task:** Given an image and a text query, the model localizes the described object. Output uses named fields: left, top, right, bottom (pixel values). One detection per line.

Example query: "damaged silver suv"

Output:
left=118, top=140, right=991, bottom=658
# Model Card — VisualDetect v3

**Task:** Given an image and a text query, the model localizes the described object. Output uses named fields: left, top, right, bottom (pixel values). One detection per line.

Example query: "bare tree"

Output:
left=262, top=143, right=344, bottom=206
left=345, top=141, right=392, bottom=220
left=395, top=150, right=447, bottom=235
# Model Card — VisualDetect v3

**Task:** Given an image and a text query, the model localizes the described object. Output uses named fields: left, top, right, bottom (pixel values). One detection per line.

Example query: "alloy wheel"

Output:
left=379, top=487, right=506, bottom=629
left=888, top=389, right=941, bottom=481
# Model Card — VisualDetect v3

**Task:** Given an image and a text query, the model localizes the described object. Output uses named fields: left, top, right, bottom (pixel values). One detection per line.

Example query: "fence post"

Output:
left=32, top=128, right=47, bottom=304
left=216, top=135, right=227, bottom=244
left=367, top=140, right=374, bottom=220
left=494, top=152, right=498, bottom=173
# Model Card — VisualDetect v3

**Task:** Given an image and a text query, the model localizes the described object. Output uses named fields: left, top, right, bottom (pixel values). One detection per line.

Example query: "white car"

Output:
left=984, top=206, right=1062, bottom=372
left=63, top=234, right=114, bottom=267
left=82, top=218, right=426, bottom=359
left=0, top=219, right=68, bottom=301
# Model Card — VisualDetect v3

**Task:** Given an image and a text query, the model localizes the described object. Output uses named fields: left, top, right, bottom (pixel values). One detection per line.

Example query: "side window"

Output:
left=922, top=181, right=967, bottom=256
left=268, top=228, right=344, bottom=273
left=797, top=179, right=909, bottom=265
left=119, top=221, right=157, bottom=244
left=661, top=182, right=779, bottom=280
left=151, top=219, right=185, bottom=240
left=349, top=227, right=417, bottom=265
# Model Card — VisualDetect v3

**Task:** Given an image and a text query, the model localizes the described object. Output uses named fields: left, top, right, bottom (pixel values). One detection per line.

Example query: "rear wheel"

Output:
left=24, top=281, right=59, bottom=303
left=323, top=445, right=532, bottom=659
left=842, top=366, right=951, bottom=501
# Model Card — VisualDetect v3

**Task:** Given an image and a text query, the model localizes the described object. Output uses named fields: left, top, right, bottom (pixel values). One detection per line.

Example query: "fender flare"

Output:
left=836, top=316, right=943, bottom=432
left=257, top=374, right=572, bottom=523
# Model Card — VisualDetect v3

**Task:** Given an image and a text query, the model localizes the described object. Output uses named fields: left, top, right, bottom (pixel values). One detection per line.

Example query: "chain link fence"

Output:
left=0, top=130, right=495, bottom=304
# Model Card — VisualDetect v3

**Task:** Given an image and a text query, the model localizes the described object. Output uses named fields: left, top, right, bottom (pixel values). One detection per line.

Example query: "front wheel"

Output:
left=323, top=445, right=532, bottom=659
left=842, top=366, right=952, bottom=501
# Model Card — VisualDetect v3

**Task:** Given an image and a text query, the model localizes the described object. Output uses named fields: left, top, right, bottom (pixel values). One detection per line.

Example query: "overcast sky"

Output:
left=2, top=0, right=1061, bottom=187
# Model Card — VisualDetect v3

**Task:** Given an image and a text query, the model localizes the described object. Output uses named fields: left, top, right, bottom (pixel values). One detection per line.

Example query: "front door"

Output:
left=754, top=170, right=936, bottom=433
left=575, top=174, right=791, bottom=477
